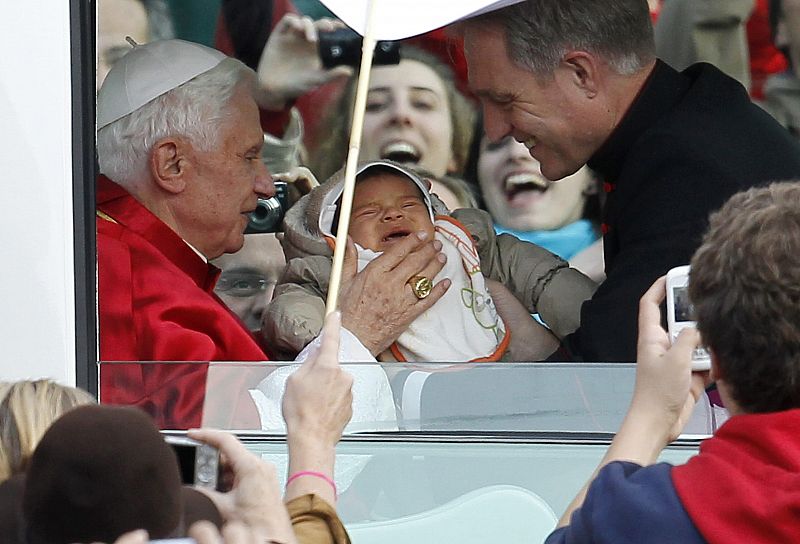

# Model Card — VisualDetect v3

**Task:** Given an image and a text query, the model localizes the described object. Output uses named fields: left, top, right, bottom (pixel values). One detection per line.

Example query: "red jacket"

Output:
left=673, top=409, right=800, bottom=543
left=97, top=176, right=266, bottom=429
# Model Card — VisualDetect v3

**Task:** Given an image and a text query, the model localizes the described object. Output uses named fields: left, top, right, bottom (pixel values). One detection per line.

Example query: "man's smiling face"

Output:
left=463, top=24, right=602, bottom=181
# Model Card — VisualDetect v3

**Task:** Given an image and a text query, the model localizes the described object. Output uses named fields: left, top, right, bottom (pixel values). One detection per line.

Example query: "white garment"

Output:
left=248, top=328, right=396, bottom=495
left=245, top=327, right=398, bottom=494
left=248, top=327, right=395, bottom=433
left=357, top=218, right=508, bottom=362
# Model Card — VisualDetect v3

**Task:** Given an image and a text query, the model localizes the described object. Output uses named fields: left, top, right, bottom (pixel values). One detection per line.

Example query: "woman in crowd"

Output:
left=0, top=379, right=94, bottom=482
left=310, top=45, right=475, bottom=185
left=466, top=127, right=605, bottom=282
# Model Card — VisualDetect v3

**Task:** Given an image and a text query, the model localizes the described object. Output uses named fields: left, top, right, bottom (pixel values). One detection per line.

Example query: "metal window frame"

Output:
left=70, top=0, right=98, bottom=395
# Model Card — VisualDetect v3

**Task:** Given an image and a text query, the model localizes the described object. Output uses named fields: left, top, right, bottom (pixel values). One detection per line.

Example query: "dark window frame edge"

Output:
left=70, top=0, right=98, bottom=396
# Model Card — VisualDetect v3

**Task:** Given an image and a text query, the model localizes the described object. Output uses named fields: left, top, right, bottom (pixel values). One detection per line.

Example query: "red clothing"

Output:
left=747, top=0, right=788, bottom=100
left=97, top=176, right=267, bottom=429
left=672, top=409, right=800, bottom=543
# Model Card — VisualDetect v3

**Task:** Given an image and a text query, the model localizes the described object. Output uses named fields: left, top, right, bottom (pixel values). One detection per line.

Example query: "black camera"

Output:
left=318, top=27, right=401, bottom=69
left=246, top=181, right=289, bottom=234
left=165, top=435, right=220, bottom=490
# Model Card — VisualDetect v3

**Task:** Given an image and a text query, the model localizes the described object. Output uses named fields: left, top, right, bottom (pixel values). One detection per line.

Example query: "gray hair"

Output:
left=97, top=57, right=254, bottom=189
left=470, top=0, right=655, bottom=77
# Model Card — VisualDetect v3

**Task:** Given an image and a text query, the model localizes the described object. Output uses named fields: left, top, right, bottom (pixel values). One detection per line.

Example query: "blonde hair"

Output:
left=0, top=380, right=95, bottom=481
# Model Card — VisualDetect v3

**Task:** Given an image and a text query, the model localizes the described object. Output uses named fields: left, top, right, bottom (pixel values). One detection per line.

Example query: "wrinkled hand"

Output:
left=338, top=231, right=451, bottom=356
left=256, top=14, right=353, bottom=110
left=187, top=429, right=296, bottom=544
left=273, top=166, right=319, bottom=205
left=632, top=276, right=708, bottom=444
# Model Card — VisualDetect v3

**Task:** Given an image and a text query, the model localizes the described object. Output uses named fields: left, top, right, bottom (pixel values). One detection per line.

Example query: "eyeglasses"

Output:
left=215, top=274, right=272, bottom=298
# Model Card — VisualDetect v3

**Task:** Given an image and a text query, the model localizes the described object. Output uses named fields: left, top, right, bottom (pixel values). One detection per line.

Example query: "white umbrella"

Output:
left=319, top=0, right=525, bottom=41
left=320, top=0, right=525, bottom=314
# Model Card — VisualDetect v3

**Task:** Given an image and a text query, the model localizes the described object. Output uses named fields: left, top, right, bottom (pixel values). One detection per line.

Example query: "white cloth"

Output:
left=248, top=327, right=395, bottom=496
left=357, top=218, right=508, bottom=362
left=248, top=327, right=395, bottom=433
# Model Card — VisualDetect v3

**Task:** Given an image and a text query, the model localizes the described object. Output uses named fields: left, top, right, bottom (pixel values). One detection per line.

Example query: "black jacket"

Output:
left=565, top=60, right=800, bottom=361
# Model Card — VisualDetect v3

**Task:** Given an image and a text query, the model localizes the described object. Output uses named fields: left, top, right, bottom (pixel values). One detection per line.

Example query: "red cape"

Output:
left=97, top=176, right=268, bottom=429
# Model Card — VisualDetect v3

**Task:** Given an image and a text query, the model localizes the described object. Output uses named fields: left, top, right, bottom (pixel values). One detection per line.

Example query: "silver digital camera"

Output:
left=164, top=435, right=220, bottom=490
left=245, top=181, right=289, bottom=234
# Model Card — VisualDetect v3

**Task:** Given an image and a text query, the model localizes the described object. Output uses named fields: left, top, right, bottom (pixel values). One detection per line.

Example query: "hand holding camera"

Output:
left=665, top=265, right=711, bottom=371
left=246, top=166, right=319, bottom=234
left=184, top=429, right=297, bottom=544
left=633, top=276, right=709, bottom=445
left=255, top=13, right=353, bottom=112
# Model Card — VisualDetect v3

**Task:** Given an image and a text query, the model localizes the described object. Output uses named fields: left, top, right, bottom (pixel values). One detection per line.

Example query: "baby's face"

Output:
left=349, top=172, right=435, bottom=252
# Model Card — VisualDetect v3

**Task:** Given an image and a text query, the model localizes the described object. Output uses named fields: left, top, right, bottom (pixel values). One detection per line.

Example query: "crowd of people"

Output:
left=6, top=0, right=800, bottom=541
left=1, top=313, right=354, bottom=543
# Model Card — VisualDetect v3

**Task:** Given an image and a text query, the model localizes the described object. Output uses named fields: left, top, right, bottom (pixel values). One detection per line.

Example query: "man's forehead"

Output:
left=463, top=24, right=511, bottom=88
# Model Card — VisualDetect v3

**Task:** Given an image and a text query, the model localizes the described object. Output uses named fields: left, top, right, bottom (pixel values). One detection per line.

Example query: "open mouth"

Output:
left=380, top=141, right=421, bottom=164
left=381, top=228, right=412, bottom=243
left=503, top=172, right=550, bottom=200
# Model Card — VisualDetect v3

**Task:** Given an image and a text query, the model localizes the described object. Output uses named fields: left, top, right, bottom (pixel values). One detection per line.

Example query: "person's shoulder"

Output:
left=550, top=461, right=704, bottom=544
left=449, top=208, right=494, bottom=240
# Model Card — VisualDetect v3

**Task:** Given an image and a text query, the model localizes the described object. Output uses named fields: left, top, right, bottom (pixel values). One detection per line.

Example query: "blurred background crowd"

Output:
left=100, top=0, right=800, bottom=355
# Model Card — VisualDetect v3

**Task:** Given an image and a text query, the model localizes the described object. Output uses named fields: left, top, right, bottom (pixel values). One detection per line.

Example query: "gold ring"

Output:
left=408, top=276, right=433, bottom=300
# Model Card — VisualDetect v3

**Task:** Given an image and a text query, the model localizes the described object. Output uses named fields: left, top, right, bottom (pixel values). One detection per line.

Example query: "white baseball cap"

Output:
left=96, top=39, right=227, bottom=130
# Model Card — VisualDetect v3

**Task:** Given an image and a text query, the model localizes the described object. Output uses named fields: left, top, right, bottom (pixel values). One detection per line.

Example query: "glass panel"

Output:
left=100, top=361, right=723, bottom=434
left=240, top=438, right=699, bottom=525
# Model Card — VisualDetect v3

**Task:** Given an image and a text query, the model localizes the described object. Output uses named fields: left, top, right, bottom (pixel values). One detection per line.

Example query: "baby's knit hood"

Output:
left=280, top=160, right=447, bottom=261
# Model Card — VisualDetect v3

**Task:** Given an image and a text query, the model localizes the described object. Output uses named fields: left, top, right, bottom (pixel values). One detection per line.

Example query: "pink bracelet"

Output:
left=286, top=470, right=337, bottom=499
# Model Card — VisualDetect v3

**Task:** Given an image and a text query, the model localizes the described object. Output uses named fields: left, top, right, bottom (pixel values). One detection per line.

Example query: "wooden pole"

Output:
left=325, top=0, right=378, bottom=315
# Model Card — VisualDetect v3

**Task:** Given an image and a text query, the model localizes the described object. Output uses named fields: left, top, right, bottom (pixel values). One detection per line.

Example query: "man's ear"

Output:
left=561, top=51, right=600, bottom=98
left=150, top=138, right=188, bottom=194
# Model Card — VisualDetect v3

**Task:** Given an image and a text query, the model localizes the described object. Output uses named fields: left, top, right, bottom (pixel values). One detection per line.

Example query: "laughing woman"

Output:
left=466, top=128, right=605, bottom=282
left=309, top=45, right=475, bottom=186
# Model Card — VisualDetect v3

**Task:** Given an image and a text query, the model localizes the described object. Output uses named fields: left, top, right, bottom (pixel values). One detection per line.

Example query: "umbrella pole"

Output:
left=325, top=0, right=378, bottom=316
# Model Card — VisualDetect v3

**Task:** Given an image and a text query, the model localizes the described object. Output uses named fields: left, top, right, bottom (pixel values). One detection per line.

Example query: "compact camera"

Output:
left=246, top=181, right=289, bottom=234
left=665, top=265, right=711, bottom=371
left=164, top=435, right=220, bottom=490
left=318, top=27, right=401, bottom=69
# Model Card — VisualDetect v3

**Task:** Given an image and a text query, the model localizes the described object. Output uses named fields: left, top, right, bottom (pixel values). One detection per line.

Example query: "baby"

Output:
left=335, top=162, right=509, bottom=361
left=263, top=160, right=595, bottom=361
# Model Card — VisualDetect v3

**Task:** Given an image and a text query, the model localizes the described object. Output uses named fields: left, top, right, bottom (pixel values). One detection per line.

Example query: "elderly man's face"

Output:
left=182, top=85, right=273, bottom=259
left=464, top=25, right=602, bottom=182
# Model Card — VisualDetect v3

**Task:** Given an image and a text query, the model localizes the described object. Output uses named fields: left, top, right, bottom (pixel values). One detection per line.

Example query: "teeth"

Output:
left=504, top=173, right=548, bottom=192
left=380, top=141, right=420, bottom=161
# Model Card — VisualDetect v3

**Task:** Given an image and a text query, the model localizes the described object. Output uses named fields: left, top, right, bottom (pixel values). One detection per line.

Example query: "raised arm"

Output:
left=556, top=277, right=706, bottom=528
